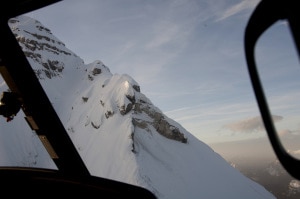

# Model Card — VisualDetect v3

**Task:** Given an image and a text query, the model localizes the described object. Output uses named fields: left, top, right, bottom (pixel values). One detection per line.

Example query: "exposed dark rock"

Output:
left=126, top=94, right=135, bottom=103
left=119, top=103, right=133, bottom=115
left=88, top=68, right=102, bottom=81
left=100, top=100, right=104, bottom=106
left=88, top=75, right=94, bottom=81
left=91, top=121, right=100, bottom=129
left=82, top=97, right=88, bottom=102
left=133, top=85, right=140, bottom=92
left=133, top=101, right=187, bottom=143
left=92, top=68, right=101, bottom=75
left=10, top=19, right=83, bottom=79
left=105, top=110, right=114, bottom=119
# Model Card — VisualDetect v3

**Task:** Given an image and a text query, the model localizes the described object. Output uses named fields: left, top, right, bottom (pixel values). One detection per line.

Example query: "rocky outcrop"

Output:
left=95, top=72, right=187, bottom=143
left=133, top=99, right=187, bottom=143
left=8, top=17, right=83, bottom=79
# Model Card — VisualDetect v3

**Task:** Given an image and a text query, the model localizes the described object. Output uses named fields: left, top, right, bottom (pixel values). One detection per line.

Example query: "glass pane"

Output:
left=255, top=21, right=300, bottom=160
left=0, top=74, right=57, bottom=169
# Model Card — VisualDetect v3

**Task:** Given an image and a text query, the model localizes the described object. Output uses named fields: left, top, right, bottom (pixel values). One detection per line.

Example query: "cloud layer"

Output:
left=224, top=115, right=283, bottom=133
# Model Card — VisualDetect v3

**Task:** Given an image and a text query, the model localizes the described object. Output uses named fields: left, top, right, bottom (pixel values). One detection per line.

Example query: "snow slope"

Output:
left=0, top=15, right=275, bottom=199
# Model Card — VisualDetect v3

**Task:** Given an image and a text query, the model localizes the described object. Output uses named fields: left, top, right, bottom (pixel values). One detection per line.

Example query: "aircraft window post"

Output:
left=244, top=0, right=300, bottom=179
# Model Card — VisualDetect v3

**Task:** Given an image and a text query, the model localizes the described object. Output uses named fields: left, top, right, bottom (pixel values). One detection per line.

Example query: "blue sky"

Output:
left=25, top=0, right=300, bottom=144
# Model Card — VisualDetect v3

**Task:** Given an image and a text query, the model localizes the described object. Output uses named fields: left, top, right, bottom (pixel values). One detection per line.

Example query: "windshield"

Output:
left=1, top=0, right=300, bottom=198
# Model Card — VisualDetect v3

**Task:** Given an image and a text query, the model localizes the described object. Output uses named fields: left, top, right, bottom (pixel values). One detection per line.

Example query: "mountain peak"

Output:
left=8, top=15, right=83, bottom=79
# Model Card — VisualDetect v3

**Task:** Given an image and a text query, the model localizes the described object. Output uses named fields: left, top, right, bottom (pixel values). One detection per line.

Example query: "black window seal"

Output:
left=244, top=0, right=300, bottom=179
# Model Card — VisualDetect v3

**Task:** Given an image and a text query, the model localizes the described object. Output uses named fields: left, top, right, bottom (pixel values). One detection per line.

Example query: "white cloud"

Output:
left=224, top=115, right=283, bottom=133
left=277, top=129, right=293, bottom=137
left=216, top=0, right=260, bottom=22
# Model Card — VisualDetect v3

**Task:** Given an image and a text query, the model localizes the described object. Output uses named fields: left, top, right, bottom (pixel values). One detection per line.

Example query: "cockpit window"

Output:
left=1, top=1, right=300, bottom=198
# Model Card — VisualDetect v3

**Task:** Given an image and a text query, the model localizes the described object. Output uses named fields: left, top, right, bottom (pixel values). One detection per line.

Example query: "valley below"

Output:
left=210, top=136, right=300, bottom=199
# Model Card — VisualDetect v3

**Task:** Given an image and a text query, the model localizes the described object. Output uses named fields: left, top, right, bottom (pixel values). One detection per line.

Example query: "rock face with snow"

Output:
left=0, top=16, right=275, bottom=199
left=9, top=16, right=83, bottom=79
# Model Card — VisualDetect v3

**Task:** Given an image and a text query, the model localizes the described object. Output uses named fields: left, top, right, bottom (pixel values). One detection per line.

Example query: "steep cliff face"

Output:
left=9, top=16, right=83, bottom=79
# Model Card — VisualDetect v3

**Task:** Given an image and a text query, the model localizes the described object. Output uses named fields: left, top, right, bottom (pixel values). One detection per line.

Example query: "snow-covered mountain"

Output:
left=0, top=15, right=275, bottom=199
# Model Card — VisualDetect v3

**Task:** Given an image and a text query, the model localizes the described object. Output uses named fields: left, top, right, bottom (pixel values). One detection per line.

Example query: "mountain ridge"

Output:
left=0, top=15, right=275, bottom=199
